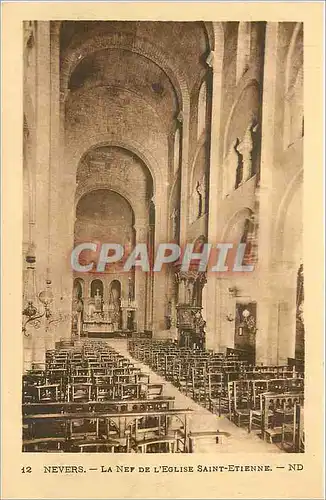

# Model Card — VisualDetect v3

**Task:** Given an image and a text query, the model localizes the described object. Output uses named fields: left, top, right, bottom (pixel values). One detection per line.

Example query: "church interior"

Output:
left=22, top=21, right=304, bottom=453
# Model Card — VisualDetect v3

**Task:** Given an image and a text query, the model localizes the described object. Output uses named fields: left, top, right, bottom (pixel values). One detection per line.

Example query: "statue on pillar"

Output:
left=237, top=121, right=258, bottom=184
left=94, top=289, right=103, bottom=312
left=224, top=139, right=240, bottom=197
left=197, top=173, right=207, bottom=216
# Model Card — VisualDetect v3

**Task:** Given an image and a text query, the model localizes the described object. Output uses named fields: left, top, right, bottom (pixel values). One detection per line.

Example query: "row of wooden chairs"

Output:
left=128, top=340, right=302, bottom=398
left=22, top=340, right=221, bottom=453
left=127, top=339, right=305, bottom=453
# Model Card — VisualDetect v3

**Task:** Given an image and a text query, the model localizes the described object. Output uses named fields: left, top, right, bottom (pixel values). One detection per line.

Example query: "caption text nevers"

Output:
left=36, top=464, right=304, bottom=474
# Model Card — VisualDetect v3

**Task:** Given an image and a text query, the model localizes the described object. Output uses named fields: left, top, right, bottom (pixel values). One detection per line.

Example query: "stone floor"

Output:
left=106, top=339, right=283, bottom=454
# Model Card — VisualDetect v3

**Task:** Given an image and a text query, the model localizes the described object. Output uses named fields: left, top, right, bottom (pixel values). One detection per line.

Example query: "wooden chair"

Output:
left=232, top=380, right=251, bottom=427
left=135, top=436, right=179, bottom=453
left=23, top=437, right=66, bottom=452
left=67, top=439, right=119, bottom=453
left=94, top=384, right=116, bottom=401
left=70, top=383, right=92, bottom=402
left=68, top=417, right=100, bottom=441
left=191, top=367, right=207, bottom=403
left=28, top=384, right=60, bottom=403
left=207, top=371, right=224, bottom=413
left=215, top=381, right=234, bottom=418
left=145, top=384, right=164, bottom=399
left=262, top=392, right=304, bottom=443
left=248, top=380, right=271, bottom=434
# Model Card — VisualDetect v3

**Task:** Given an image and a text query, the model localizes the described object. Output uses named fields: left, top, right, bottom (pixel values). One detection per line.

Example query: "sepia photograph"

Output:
left=1, top=2, right=325, bottom=498
left=21, top=19, right=306, bottom=455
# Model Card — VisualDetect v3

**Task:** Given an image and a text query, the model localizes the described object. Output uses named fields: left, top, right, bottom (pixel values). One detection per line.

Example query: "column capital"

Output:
left=134, top=223, right=148, bottom=242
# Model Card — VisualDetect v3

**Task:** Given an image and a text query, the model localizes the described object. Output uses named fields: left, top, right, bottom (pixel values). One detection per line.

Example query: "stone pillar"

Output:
left=145, top=222, right=154, bottom=331
left=32, top=21, right=51, bottom=365
left=205, top=42, right=225, bottom=352
left=23, top=335, right=33, bottom=373
left=122, top=308, right=128, bottom=331
left=44, top=322, right=56, bottom=351
left=216, top=278, right=235, bottom=352
left=134, top=223, right=148, bottom=332
left=152, top=186, right=169, bottom=334
left=255, top=22, right=279, bottom=364
left=176, top=274, right=187, bottom=304
left=43, top=21, right=74, bottom=344
left=178, top=109, right=190, bottom=247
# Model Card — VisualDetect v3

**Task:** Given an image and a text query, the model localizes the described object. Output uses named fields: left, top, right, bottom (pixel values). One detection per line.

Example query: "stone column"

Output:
left=175, top=271, right=187, bottom=304
left=178, top=109, right=190, bottom=246
left=152, top=183, right=169, bottom=333
left=32, top=21, right=51, bottom=365
left=134, top=223, right=148, bottom=332
left=46, top=21, right=61, bottom=350
left=121, top=308, right=128, bottom=331
left=145, top=219, right=155, bottom=332
left=23, top=335, right=33, bottom=373
left=255, top=22, right=279, bottom=364
left=205, top=43, right=225, bottom=352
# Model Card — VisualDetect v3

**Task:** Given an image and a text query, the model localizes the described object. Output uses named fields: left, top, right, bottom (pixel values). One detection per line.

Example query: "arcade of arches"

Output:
left=23, top=22, right=304, bottom=375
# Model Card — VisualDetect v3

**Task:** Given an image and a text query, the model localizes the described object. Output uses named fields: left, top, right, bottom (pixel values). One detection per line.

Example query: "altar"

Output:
left=73, top=289, right=139, bottom=338
left=82, top=312, right=115, bottom=337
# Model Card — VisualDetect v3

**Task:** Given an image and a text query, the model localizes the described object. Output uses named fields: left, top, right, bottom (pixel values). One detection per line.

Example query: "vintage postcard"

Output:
left=1, top=1, right=325, bottom=499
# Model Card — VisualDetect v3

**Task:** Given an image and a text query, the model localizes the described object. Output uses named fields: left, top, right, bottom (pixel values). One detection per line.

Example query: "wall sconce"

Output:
left=241, top=308, right=257, bottom=332
left=22, top=280, right=53, bottom=336
left=226, top=313, right=235, bottom=322
left=228, top=286, right=240, bottom=298
left=242, top=308, right=250, bottom=319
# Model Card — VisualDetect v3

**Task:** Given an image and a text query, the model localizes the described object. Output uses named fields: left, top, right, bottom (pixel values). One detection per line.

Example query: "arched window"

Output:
left=73, top=278, right=84, bottom=299
left=197, top=80, right=207, bottom=139
left=284, top=23, right=304, bottom=148
left=173, top=128, right=180, bottom=175
left=90, top=279, right=103, bottom=298
left=236, top=22, right=251, bottom=83
left=240, top=215, right=258, bottom=265
left=109, top=280, right=121, bottom=304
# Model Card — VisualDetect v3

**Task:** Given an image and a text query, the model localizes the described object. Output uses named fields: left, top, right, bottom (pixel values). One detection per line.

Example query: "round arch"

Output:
left=69, top=136, right=164, bottom=198
left=223, top=79, right=260, bottom=158
left=191, top=234, right=207, bottom=246
left=273, top=169, right=303, bottom=261
left=221, top=207, right=254, bottom=241
left=60, top=33, right=190, bottom=113
left=73, top=277, right=85, bottom=298
left=75, top=185, right=139, bottom=222
left=67, top=84, right=163, bottom=125
left=90, top=279, right=104, bottom=298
